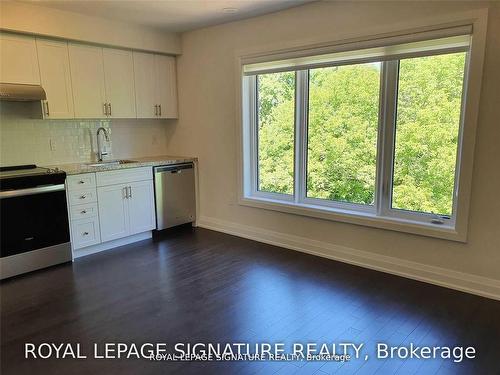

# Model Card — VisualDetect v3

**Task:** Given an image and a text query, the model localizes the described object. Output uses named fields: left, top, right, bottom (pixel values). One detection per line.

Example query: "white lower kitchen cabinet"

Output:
left=97, top=184, right=129, bottom=242
left=66, top=167, right=156, bottom=257
left=97, top=180, right=155, bottom=242
left=127, top=180, right=156, bottom=235
left=70, top=217, right=101, bottom=249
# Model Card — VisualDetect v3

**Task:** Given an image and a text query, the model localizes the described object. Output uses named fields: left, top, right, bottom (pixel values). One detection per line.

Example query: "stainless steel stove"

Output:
left=0, top=164, right=71, bottom=279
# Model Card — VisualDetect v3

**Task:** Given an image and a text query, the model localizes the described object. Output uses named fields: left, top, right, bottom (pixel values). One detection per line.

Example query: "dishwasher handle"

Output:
left=155, top=163, right=193, bottom=173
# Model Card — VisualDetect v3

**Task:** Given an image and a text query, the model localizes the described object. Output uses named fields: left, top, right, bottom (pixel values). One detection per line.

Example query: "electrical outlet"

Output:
left=49, top=139, right=56, bottom=151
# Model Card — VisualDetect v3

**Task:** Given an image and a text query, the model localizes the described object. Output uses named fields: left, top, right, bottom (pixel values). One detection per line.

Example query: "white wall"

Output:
left=0, top=103, right=171, bottom=166
left=0, top=0, right=181, bottom=54
left=166, top=1, right=500, bottom=297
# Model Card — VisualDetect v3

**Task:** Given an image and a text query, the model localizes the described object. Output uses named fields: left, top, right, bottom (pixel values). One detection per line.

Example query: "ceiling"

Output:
left=25, top=0, right=314, bottom=33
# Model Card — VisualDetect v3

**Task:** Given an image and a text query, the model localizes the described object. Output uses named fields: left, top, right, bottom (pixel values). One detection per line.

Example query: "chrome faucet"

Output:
left=96, top=127, right=110, bottom=161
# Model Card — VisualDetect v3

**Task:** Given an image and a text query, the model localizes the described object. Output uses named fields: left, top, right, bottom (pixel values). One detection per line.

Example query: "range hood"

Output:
left=0, top=83, right=46, bottom=101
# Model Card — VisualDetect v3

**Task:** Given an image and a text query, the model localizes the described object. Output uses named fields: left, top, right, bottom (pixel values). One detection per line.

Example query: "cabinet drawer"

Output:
left=96, top=167, right=152, bottom=187
left=68, top=188, right=97, bottom=205
left=71, top=217, right=100, bottom=249
left=67, top=173, right=96, bottom=190
left=69, top=202, right=98, bottom=220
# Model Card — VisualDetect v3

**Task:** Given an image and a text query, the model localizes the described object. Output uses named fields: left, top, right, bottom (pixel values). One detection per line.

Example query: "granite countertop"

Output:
left=46, top=155, right=197, bottom=175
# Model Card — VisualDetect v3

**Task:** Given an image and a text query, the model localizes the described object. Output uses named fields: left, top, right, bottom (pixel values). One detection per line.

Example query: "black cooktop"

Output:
left=0, top=165, right=66, bottom=190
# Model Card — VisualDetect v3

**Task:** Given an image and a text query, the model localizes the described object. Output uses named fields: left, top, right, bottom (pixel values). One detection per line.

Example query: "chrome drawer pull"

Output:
left=82, top=232, right=89, bottom=236
left=78, top=180, right=85, bottom=184
left=80, top=195, right=86, bottom=199
left=81, top=210, right=87, bottom=214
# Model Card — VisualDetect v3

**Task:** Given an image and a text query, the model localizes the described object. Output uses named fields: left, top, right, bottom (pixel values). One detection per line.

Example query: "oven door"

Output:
left=0, top=185, right=70, bottom=258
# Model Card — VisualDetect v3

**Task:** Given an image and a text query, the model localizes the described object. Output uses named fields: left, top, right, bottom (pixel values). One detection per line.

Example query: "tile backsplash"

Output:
left=0, top=102, right=171, bottom=166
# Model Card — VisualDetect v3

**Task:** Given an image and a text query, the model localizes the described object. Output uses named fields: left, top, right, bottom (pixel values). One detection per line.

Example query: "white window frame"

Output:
left=237, top=10, right=488, bottom=242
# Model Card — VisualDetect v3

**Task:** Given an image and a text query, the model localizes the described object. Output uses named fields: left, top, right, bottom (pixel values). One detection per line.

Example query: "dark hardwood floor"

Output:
left=1, top=227, right=499, bottom=374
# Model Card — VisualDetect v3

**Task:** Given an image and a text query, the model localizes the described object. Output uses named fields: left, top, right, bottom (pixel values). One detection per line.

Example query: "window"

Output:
left=241, top=24, right=484, bottom=241
left=257, top=72, right=295, bottom=195
left=391, top=53, right=466, bottom=217
left=307, top=63, right=381, bottom=206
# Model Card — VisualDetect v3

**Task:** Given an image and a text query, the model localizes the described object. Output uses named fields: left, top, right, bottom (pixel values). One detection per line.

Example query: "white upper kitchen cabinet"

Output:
left=0, top=33, right=40, bottom=85
left=36, top=39, right=75, bottom=119
left=127, top=180, right=156, bottom=235
left=68, top=44, right=107, bottom=118
left=155, top=55, right=178, bottom=119
left=133, top=52, right=178, bottom=119
left=102, top=48, right=136, bottom=118
left=133, top=52, right=157, bottom=118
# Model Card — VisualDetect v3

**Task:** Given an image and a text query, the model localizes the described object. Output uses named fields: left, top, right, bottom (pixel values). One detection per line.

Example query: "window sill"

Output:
left=239, top=195, right=465, bottom=242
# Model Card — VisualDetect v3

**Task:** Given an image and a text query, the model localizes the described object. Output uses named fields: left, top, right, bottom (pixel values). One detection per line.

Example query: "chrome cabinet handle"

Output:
left=158, top=104, right=161, bottom=117
left=81, top=210, right=87, bottom=214
left=154, top=104, right=158, bottom=116
left=78, top=180, right=85, bottom=184
left=107, top=103, right=112, bottom=116
left=82, top=232, right=89, bottom=236
left=122, top=186, right=132, bottom=198
left=103, top=103, right=107, bottom=115
left=80, top=195, right=86, bottom=199
left=43, top=100, right=50, bottom=116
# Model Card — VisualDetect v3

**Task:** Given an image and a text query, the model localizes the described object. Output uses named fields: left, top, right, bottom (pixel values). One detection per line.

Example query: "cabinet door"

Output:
left=0, top=33, right=40, bottom=84
left=127, top=180, right=156, bottom=235
left=103, top=48, right=136, bottom=118
left=133, top=52, right=157, bottom=118
left=68, top=44, right=107, bottom=118
left=36, top=39, right=74, bottom=119
left=97, top=184, right=129, bottom=242
left=155, top=55, right=178, bottom=119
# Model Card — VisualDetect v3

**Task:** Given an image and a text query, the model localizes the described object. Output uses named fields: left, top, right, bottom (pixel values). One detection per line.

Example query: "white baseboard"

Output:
left=73, top=231, right=152, bottom=259
left=198, top=216, right=500, bottom=301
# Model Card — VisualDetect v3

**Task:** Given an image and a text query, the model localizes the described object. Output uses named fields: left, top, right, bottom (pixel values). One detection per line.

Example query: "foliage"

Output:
left=307, top=63, right=380, bottom=204
left=392, top=53, right=465, bottom=215
left=257, top=52, right=465, bottom=216
left=257, top=72, right=295, bottom=194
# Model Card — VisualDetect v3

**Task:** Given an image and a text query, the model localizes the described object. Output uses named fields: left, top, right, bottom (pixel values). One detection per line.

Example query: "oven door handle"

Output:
left=0, top=184, right=65, bottom=199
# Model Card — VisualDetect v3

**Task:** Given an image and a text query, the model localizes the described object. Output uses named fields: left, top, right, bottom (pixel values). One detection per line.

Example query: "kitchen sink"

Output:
left=82, top=159, right=137, bottom=168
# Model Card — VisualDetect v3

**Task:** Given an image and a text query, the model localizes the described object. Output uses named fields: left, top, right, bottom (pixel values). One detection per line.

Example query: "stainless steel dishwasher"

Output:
left=154, top=163, right=196, bottom=230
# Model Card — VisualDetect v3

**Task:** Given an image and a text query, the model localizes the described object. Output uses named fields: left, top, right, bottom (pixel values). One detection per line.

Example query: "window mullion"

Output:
left=376, top=60, right=399, bottom=217
left=294, top=70, right=308, bottom=203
